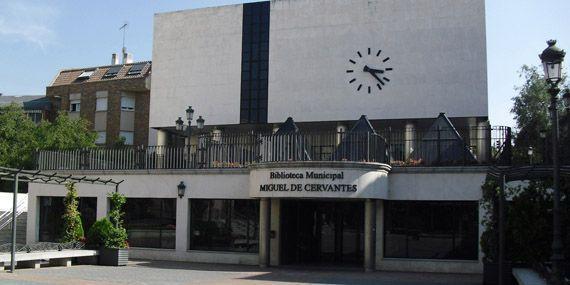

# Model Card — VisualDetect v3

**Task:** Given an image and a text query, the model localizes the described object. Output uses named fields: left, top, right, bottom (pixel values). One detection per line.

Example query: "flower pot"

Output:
left=99, top=248, right=128, bottom=266
left=483, top=261, right=514, bottom=285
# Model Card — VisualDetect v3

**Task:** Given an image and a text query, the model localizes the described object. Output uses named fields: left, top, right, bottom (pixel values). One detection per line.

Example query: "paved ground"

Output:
left=0, top=259, right=482, bottom=285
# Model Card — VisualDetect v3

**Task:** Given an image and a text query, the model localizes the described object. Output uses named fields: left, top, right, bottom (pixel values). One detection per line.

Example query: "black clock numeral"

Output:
left=368, top=48, right=371, bottom=55
left=383, top=57, right=390, bottom=62
left=349, top=59, right=356, bottom=64
left=368, top=86, right=371, bottom=94
left=349, top=78, right=356, bottom=84
left=357, top=51, right=362, bottom=58
left=385, top=67, right=393, bottom=71
left=346, top=70, right=354, bottom=73
left=376, top=50, right=382, bottom=57
left=357, top=84, right=362, bottom=91
left=377, top=84, right=382, bottom=90
left=383, top=77, right=390, bottom=82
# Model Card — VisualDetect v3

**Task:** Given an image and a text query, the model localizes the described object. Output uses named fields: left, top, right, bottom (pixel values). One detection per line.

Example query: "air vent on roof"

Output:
left=103, top=65, right=122, bottom=78
left=126, top=63, right=145, bottom=76
left=76, top=70, right=95, bottom=81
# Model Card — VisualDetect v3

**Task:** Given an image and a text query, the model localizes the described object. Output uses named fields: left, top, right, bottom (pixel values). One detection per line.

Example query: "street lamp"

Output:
left=539, top=39, right=565, bottom=285
left=175, top=106, right=205, bottom=166
left=528, top=147, right=534, bottom=165
left=177, top=181, right=186, bottom=198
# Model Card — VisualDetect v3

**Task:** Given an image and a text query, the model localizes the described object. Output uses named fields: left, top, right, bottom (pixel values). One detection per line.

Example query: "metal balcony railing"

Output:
left=35, top=126, right=512, bottom=171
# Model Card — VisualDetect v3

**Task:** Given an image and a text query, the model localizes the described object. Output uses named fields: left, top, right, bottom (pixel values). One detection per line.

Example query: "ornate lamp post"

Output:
left=539, top=39, right=565, bottom=285
left=175, top=106, right=205, bottom=165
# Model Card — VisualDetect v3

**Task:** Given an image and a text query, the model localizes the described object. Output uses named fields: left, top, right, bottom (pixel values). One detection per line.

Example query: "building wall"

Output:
left=151, top=5, right=244, bottom=128
left=46, top=79, right=150, bottom=146
left=26, top=167, right=486, bottom=272
left=150, top=0, right=487, bottom=128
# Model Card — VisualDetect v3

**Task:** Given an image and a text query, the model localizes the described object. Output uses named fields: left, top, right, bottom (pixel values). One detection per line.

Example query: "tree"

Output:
left=37, top=112, right=97, bottom=150
left=511, top=65, right=569, bottom=164
left=0, top=105, right=96, bottom=169
left=0, top=104, right=40, bottom=169
left=61, top=182, right=84, bottom=242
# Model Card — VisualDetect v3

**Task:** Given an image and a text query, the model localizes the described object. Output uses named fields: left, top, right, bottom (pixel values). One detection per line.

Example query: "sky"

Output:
left=0, top=0, right=569, bottom=127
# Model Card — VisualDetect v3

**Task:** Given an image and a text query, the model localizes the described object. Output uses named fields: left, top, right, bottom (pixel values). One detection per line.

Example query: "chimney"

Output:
left=122, top=47, right=133, bottom=64
left=111, top=53, right=119, bottom=65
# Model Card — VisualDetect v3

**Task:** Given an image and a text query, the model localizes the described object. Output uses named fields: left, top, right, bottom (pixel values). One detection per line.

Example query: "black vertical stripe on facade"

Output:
left=240, top=1, right=270, bottom=124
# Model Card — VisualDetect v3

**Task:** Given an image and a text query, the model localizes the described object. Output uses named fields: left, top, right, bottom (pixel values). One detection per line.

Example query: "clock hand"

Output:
left=370, top=72, right=385, bottom=85
left=363, top=65, right=384, bottom=74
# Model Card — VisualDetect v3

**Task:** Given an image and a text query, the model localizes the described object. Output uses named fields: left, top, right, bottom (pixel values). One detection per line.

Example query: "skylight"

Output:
left=103, top=65, right=122, bottom=78
left=126, top=63, right=145, bottom=76
left=76, top=70, right=95, bottom=80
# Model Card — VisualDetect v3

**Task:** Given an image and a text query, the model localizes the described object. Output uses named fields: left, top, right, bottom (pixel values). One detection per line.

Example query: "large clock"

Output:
left=346, top=48, right=393, bottom=94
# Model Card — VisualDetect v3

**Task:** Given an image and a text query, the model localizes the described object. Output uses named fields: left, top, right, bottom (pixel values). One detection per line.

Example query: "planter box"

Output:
left=99, top=248, right=128, bottom=266
left=483, top=261, right=514, bottom=285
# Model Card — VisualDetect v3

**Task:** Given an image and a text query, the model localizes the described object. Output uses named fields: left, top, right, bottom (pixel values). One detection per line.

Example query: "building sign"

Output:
left=259, top=171, right=357, bottom=193
left=249, top=163, right=390, bottom=199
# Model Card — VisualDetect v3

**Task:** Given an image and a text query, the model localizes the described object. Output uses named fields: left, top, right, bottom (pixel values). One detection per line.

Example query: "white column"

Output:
left=336, top=124, right=347, bottom=145
left=175, top=197, right=188, bottom=252
left=375, top=200, right=384, bottom=270
left=259, top=198, right=271, bottom=267
left=156, top=130, right=167, bottom=169
left=364, top=199, right=376, bottom=272
left=404, top=122, right=415, bottom=160
left=477, top=121, right=491, bottom=162
left=270, top=199, right=281, bottom=266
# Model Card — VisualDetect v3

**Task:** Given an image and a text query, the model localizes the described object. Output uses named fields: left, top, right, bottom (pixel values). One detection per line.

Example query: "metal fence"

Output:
left=35, top=126, right=511, bottom=170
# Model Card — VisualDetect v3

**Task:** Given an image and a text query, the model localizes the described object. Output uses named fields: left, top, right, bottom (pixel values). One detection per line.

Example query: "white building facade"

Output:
left=28, top=0, right=511, bottom=274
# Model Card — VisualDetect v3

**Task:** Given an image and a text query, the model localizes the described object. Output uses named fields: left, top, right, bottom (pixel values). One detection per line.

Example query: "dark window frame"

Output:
left=189, top=199, right=259, bottom=253
left=383, top=201, right=479, bottom=260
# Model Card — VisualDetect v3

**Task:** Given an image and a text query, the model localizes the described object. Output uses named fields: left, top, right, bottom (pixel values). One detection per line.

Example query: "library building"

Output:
left=28, top=0, right=509, bottom=274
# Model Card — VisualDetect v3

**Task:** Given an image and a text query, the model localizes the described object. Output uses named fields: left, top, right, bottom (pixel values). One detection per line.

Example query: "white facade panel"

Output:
left=150, top=0, right=486, bottom=129
left=267, top=0, right=487, bottom=123
left=150, top=5, right=244, bottom=128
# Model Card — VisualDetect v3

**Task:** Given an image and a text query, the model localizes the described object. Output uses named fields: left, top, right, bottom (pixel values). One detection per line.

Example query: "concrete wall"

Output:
left=26, top=167, right=486, bottom=271
left=151, top=4, right=244, bottom=128
left=150, top=0, right=487, bottom=128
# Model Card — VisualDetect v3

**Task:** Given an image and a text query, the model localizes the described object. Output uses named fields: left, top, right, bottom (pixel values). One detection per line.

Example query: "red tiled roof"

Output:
left=50, top=61, right=151, bottom=86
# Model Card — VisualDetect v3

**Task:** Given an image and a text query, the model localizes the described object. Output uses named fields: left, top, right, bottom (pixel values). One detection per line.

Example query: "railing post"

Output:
left=436, top=126, right=441, bottom=165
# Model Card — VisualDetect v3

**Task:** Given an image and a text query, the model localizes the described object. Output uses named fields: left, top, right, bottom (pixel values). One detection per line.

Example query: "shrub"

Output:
left=61, top=183, right=84, bottom=242
left=86, top=218, right=114, bottom=248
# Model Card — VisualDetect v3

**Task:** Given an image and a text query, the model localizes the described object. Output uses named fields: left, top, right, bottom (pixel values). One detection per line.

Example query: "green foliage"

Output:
left=103, top=192, right=128, bottom=249
left=480, top=177, right=570, bottom=265
left=510, top=65, right=569, bottom=164
left=0, top=104, right=40, bottom=169
left=61, top=183, right=84, bottom=242
left=108, top=192, right=126, bottom=228
left=104, top=226, right=128, bottom=249
left=37, top=112, right=97, bottom=150
left=0, top=105, right=96, bottom=170
left=86, top=218, right=114, bottom=248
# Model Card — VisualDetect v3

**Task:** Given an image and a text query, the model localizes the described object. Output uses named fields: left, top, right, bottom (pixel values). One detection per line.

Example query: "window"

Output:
left=96, top=97, right=107, bottom=111
left=119, top=131, right=134, bottom=145
left=190, top=199, right=259, bottom=253
left=103, top=65, right=122, bottom=78
left=124, top=198, right=176, bottom=249
left=126, top=63, right=146, bottom=76
left=240, top=1, right=270, bottom=124
left=38, top=196, right=97, bottom=242
left=121, top=95, right=135, bottom=111
left=95, top=132, right=106, bottom=144
left=384, top=201, right=479, bottom=260
left=69, top=100, right=80, bottom=112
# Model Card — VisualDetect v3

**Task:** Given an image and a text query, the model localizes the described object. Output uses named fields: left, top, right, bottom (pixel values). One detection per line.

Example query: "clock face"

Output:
left=346, top=48, right=393, bottom=94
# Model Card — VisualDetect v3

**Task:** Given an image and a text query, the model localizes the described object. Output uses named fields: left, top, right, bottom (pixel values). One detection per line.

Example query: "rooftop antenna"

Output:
left=119, top=22, right=128, bottom=54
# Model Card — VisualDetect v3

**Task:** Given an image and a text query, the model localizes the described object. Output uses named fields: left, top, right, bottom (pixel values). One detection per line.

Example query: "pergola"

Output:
left=487, top=165, right=570, bottom=285
left=0, top=167, right=123, bottom=272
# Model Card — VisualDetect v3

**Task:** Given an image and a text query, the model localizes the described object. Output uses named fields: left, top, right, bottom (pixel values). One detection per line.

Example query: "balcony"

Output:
left=35, top=126, right=512, bottom=171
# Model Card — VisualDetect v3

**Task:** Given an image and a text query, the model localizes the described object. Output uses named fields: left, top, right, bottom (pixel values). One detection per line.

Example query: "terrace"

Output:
left=35, top=123, right=512, bottom=171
